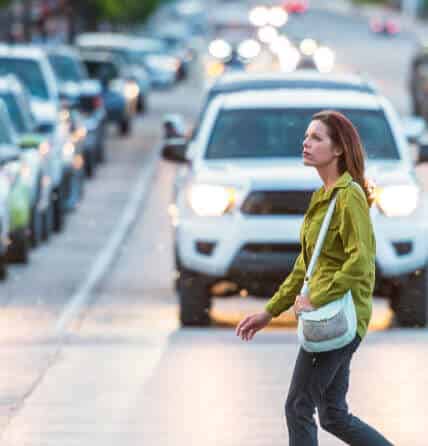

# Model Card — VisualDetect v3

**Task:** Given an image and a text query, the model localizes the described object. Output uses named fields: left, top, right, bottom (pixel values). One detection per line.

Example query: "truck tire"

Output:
left=391, top=268, right=428, bottom=327
left=177, top=268, right=212, bottom=327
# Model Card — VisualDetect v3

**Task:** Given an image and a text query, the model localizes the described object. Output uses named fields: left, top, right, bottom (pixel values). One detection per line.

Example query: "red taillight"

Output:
left=92, top=96, right=103, bottom=109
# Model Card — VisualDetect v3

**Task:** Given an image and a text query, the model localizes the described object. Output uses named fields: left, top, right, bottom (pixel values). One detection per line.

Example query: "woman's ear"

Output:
left=333, top=145, right=343, bottom=157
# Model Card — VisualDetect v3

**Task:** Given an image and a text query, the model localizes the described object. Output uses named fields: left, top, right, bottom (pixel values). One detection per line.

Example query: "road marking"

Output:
left=54, top=145, right=161, bottom=338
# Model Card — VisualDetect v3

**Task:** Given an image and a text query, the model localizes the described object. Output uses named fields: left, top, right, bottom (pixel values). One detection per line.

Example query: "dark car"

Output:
left=46, top=45, right=107, bottom=176
left=79, top=51, right=136, bottom=136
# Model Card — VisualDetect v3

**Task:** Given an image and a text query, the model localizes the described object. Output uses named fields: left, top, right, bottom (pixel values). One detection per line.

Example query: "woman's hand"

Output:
left=293, top=294, right=315, bottom=317
left=236, top=311, right=272, bottom=341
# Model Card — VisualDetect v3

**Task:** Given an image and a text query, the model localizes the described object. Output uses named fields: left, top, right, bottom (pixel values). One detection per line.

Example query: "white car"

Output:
left=163, top=87, right=428, bottom=327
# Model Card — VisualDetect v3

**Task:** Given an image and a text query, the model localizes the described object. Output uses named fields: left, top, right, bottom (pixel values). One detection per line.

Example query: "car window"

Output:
left=205, top=108, right=400, bottom=160
left=83, top=60, right=119, bottom=83
left=48, top=54, right=87, bottom=83
left=0, top=92, right=31, bottom=134
left=0, top=58, right=49, bottom=100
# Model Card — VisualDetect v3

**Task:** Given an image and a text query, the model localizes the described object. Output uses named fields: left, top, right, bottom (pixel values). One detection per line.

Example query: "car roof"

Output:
left=0, top=44, right=47, bottom=60
left=218, top=89, right=382, bottom=110
left=79, top=51, right=115, bottom=63
left=76, top=33, right=132, bottom=48
left=208, top=71, right=376, bottom=95
left=44, top=45, right=80, bottom=59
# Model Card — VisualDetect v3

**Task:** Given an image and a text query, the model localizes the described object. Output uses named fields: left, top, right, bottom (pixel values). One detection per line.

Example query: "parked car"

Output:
left=0, top=76, right=53, bottom=245
left=46, top=45, right=107, bottom=175
left=75, top=33, right=150, bottom=113
left=0, top=101, right=32, bottom=263
left=0, top=45, right=77, bottom=231
left=0, top=155, right=12, bottom=277
left=162, top=81, right=428, bottom=327
left=80, top=50, right=137, bottom=136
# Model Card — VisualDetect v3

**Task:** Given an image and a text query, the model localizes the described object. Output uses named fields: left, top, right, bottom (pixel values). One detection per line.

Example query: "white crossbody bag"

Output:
left=297, top=183, right=363, bottom=353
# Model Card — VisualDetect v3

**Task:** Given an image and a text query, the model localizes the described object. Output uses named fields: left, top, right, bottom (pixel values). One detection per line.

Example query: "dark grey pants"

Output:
left=285, top=336, right=393, bottom=445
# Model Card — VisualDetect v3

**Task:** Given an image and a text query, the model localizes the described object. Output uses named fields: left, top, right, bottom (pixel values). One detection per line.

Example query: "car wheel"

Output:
left=85, top=151, right=96, bottom=178
left=53, top=188, right=65, bottom=233
left=391, top=268, right=428, bottom=327
left=7, top=228, right=30, bottom=264
left=30, top=204, right=43, bottom=247
left=0, top=252, right=7, bottom=280
left=177, top=267, right=212, bottom=327
left=119, top=119, right=131, bottom=136
left=42, top=199, right=54, bottom=241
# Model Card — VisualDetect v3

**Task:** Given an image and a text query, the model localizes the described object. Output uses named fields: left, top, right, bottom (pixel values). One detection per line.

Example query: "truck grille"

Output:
left=241, top=190, right=314, bottom=216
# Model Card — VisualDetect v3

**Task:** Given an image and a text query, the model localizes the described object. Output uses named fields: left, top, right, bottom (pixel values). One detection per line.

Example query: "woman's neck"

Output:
left=317, top=165, right=342, bottom=192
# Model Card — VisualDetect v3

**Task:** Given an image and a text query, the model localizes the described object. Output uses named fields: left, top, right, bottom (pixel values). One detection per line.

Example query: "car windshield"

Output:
left=48, top=54, right=86, bottom=83
left=205, top=108, right=400, bottom=160
left=0, top=58, right=49, bottom=99
left=0, top=112, right=13, bottom=144
left=83, top=60, right=118, bottom=82
left=0, top=92, right=32, bottom=134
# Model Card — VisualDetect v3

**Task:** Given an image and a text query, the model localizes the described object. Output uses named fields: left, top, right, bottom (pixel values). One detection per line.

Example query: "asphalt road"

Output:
left=0, top=2, right=428, bottom=445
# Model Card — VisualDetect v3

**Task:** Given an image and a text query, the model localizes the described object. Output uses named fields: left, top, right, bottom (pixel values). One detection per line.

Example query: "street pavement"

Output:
left=0, top=2, right=428, bottom=445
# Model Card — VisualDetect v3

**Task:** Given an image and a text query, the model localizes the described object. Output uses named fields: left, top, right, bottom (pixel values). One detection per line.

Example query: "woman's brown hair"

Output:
left=312, top=110, right=375, bottom=206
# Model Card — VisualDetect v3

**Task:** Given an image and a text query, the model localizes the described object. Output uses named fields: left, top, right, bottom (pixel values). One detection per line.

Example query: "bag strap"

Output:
left=300, top=180, right=364, bottom=297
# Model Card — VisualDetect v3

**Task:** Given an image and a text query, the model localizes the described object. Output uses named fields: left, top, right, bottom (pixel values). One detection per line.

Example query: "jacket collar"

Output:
left=316, top=171, right=353, bottom=202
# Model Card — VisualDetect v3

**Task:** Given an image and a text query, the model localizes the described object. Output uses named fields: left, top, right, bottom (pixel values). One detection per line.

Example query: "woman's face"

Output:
left=302, top=120, right=342, bottom=168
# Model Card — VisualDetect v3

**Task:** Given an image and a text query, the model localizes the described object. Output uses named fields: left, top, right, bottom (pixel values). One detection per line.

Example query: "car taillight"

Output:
left=93, top=96, right=103, bottom=109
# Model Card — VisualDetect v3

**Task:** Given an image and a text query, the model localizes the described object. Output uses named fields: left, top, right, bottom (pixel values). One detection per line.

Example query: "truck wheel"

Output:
left=8, top=228, right=30, bottom=264
left=391, top=268, right=428, bottom=327
left=177, top=268, right=212, bottom=327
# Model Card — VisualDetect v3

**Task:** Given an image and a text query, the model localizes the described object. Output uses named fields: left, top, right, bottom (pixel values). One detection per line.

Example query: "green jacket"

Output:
left=265, top=171, right=376, bottom=339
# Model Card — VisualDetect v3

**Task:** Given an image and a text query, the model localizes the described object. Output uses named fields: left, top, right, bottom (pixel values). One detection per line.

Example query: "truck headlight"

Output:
left=188, top=184, right=238, bottom=216
left=376, top=184, right=419, bottom=217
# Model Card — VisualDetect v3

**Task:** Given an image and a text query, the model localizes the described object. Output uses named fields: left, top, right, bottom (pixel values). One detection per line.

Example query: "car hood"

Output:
left=192, top=159, right=416, bottom=190
left=60, top=81, right=81, bottom=99
left=30, top=98, right=58, bottom=124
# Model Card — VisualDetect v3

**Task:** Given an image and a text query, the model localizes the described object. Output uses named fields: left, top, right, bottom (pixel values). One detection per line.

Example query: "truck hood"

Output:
left=192, top=159, right=416, bottom=190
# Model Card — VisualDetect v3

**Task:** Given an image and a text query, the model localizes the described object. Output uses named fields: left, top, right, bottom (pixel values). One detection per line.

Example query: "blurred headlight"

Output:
left=376, top=184, right=419, bottom=217
left=300, top=38, right=318, bottom=56
left=188, top=184, right=238, bottom=216
left=270, top=35, right=291, bottom=54
left=249, top=6, right=269, bottom=27
left=63, top=142, right=75, bottom=161
left=205, top=60, right=225, bottom=77
left=38, top=141, right=51, bottom=157
left=268, top=7, right=288, bottom=27
left=313, top=46, right=335, bottom=73
left=278, top=46, right=301, bottom=72
left=258, top=26, right=279, bottom=44
left=238, top=39, right=261, bottom=60
left=124, top=81, right=140, bottom=100
left=209, top=39, right=232, bottom=60
left=72, top=126, right=87, bottom=144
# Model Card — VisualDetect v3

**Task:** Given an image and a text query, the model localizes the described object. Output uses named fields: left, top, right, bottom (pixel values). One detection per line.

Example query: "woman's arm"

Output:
left=310, top=187, right=375, bottom=307
left=265, top=252, right=307, bottom=317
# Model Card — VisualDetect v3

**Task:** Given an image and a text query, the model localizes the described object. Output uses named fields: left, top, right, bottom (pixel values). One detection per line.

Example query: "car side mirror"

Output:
left=162, top=138, right=189, bottom=163
left=403, top=116, right=426, bottom=143
left=163, top=113, right=187, bottom=139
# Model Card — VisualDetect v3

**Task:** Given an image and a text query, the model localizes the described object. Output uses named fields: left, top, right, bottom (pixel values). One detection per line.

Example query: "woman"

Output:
left=236, top=110, right=393, bottom=445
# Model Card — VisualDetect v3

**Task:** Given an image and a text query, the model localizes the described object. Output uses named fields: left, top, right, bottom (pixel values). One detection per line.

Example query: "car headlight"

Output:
left=313, top=46, right=335, bottom=73
left=63, top=142, right=75, bottom=161
left=209, top=39, right=232, bottom=60
left=187, top=184, right=239, bottom=216
left=124, top=81, right=140, bottom=101
left=237, top=39, right=261, bottom=60
left=376, top=184, right=419, bottom=217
